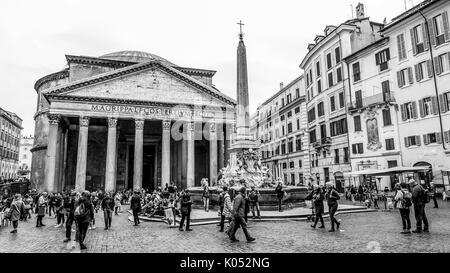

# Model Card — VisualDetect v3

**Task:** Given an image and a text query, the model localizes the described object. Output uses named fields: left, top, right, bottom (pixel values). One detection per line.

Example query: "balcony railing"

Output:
left=312, top=137, right=332, bottom=152
left=349, top=92, right=395, bottom=111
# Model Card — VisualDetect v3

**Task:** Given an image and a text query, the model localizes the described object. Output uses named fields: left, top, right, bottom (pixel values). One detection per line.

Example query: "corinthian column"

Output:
left=161, top=120, right=171, bottom=188
left=186, top=122, right=195, bottom=188
left=209, top=123, right=218, bottom=185
left=104, top=117, right=117, bottom=193
left=75, top=116, right=90, bottom=192
left=44, top=114, right=60, bottom=192
left=133, top=119, right=144, bottom=191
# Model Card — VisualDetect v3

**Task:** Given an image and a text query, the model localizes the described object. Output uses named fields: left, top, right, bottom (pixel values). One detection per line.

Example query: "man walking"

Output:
left=74, top=191, right=95, bottom=250
left=275, top=182, right=284, bottom=212
left=179, top=189, right=193, bottom=231
left=410, top=179, right=429, bottom=233
left=217, top=186, right=226, bottom=232
left=130, top=191, right=142, bottom=226
left=229, top=187, right=255, bottom=243
left=101, top=192, right=115, bottom=230
left=325, top=182, right=341, bottom=232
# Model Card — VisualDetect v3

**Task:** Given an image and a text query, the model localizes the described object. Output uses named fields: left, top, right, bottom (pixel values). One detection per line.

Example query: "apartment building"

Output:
left=0, top=107, right=23, bottom=181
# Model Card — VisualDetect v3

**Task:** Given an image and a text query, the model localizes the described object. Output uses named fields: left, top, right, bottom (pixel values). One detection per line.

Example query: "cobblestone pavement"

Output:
left=1, top=200, right=450, bottom=253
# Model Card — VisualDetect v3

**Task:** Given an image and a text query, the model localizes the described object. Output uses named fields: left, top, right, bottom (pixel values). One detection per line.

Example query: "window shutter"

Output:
left=435, top=57, right=442, bottom=75
left=401, top=35, right=407, bottom=59
left=427, top=18, right=436, bottom=46
left=443, top=11, right=450, bottom=42
left=386, top=49, right=391, bottom=61
left=415, top=135, right=421, bottom=146
left=422, top=23, right=430, bottom=51
left=412, top=101, right=418, bottom=119
left=352, top=144, right=357, bottom=154
left=419, top=99, right=425, bottom=118
left=427, top=60, right=433, bottom=78
left=431, top=96, right=439, bottom=115
left=444, top=130, right=450, bottom=143
left=423, top=134, right=429, bottom=145
left=408, top=67, right=414, bottom=84
left=401, top=104, right=407, bottom=121
left=397, top=35, right=403, bottom=59
left=437, top=132, right=443, bottom=144
left=404, top=137, right=410, bottom=147
left=375, top=53, right=380, bottom=65
left=397, top=71, right=402, bottom=88
left=410, top=28, right=417, bottom=55
left=414, top=64, right=420, bottom=82
left=439, top=94, right=448, bottom=113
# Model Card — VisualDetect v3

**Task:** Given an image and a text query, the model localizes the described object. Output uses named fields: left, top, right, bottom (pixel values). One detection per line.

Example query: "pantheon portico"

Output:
left=31, top=51, right=236, bottom=192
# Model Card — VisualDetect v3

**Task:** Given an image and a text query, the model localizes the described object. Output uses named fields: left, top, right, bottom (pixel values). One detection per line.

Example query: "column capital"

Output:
left=209, top=122, right=216, bottom=133
left=108, top=117, right=118, bottom=128
left=135, top=119, right=145, bottom=130
left=187, top=122, right=195, bottom=131
left=162, top=120, right=171, bottom=131
left=47, top=114, right=61, bottom=125
left=79, top=116, right=90, bottom=127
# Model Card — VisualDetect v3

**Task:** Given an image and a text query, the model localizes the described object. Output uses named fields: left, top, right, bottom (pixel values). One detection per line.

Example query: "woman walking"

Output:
left=10, top=194, right=24, bottom=233
left=36, top=192, right=48, bottom=227
left=325, top=182, right=341, bottom=232
left=308, top=185, right=325, bottom=229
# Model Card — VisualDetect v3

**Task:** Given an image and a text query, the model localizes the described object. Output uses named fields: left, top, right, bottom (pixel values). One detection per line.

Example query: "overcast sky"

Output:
left=0, top=0, right=415, bottom=135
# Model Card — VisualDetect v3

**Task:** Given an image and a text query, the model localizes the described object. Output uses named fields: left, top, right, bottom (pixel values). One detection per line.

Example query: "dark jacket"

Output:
left=412, top=184, right=425, bottom=205
left=130, top=195, right=142, bottom=212
left=64, top=196, right=76, bottom=219
left=275, top=185, right=284, bottom=199
left=232, top=193, right=246, bottom=218
left=306, top=189, right=325, bottom=213
left=325, top=189, right=340, bottom=206
left=248, top=190, right=260, bottom=203
left=74, top=197, right=94, bottom=224
left=218, top=192, right=225, bottom=209
left=101, top=196, right=115, bottom=211
left=180, top=193, right=193, bottom=214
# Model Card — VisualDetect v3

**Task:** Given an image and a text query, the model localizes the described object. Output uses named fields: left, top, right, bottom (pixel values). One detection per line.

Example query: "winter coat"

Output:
left=10, top=200, right=23, bottom=221
left=74, top=197, right=94, bottom=224
left=180, top=194, right=192, bottom=215
left=394, top=189, right=411, bottom=209
left=222, top=193, right=232, bottom=218
left=37, top=196, right=46, bottom=216
left=325, top=189, right=340, bottom=206
left=232, top=193, right=246, bottom=218
left=101, top=196, right=115, bottom=211
left=130, top=195, right=142, bottom=212
left=412, top=184, right=425, bottom=205
left=275, top=185, right=284, bottom=199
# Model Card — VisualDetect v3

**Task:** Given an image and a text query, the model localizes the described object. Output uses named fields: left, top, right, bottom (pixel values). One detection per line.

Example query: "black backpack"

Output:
left=421, top=187, right=430, bottom=204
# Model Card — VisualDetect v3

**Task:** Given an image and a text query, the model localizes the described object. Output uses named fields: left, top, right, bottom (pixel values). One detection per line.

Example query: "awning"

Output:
left=344, top=166, right=431, bottom=177
left=343, top=169, right=382, bottom=177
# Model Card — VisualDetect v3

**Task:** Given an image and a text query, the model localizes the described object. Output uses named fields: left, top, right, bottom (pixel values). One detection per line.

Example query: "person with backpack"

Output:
left=325, top=182, right=341, bottom=232
left=248, top=186, right=261, bottom=219
left=74, top=191, right=95, bottom=250
left=130, top=191, right=142, bottom=226
left=410, top=179, right=429, bottom=233
left=101, top=192, right=115, bottom=230
left=394, top=182, right=412, bottom=234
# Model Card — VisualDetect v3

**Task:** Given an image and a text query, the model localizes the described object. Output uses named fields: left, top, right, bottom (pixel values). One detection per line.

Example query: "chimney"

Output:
left=280, top=82, right=284, bottom=90
left=356, top=3, right=365, bottom=18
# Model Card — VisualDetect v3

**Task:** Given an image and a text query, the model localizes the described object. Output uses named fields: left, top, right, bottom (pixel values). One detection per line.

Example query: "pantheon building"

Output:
left=31, top=51, right=236, bottom=193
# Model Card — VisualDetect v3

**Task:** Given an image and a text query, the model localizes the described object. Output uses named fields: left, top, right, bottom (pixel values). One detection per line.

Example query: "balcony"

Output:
left=312, top=137, right=332, bottom=153
left=349, top=92, right=395, bottom=112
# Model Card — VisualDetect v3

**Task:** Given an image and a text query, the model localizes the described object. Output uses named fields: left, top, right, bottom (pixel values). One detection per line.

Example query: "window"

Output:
left=354, top=115, right=361, bottom=132
left=422, top=97, right=432, bottom=116
left=281, top=115, right=285, bottom=121
left=401, top=102, right=417, bottom=120
left=294, top=107, right=300, bottom=114
left=316, top=61, right=321, bottom=77
left=343, top=147, right=349, bottom=163
left=433, top=14, right=446, bottom=46
left=385, top=138, right=395, bottom=150
left=415, top=61, right=427, bottom=81
left=412, top=24, right=426, bottom=54
left=281, top=98, right=285, bottom=107
left=296, top=88, right=300, bottom=98
left=282, top=125, right=285, bottom=136
left=282, top=162, right=287, bottom=169
left=287, top=122, right=293, bottom=134
left=375, top=49, right=390, bottom=71
left=317, top=79, right=322, bottom=93
left=397, top=67, right=413, bottom=87
left=327, top=53, right=332, bottom=69
left=336, top=66, right=343, bottom=82
left=335, top=47, right=341, bottom=64
left=295, top=137, right=302, bottom=151
left=355, top=90, right=363, bottom=108
left=353, top=62, right=361, bottom=82
left=334, top=149, right=340, bottom=164
left=287, top=94, right=292, bottom=104
left=288, top=139, right=294, bottom=152
left=435, top=53, right=450, bottom=75
left=307, top=108, right=316, bottom=123
left=397, top=33, right=407, bottom=60
left=330, top=96, right=336, bottom=112
left=309, top=129, right=317, bottom=143
left=324, top=167, right=330, bottom=182
left=424, top=132, right=442, bottom=145
left=339, top=92, right=344, bottom=108
left=298, top=160, right=302, bottom=168
left=318, top=102, right=324, bottom=117
left=382, top=108, right=392, bottom=126
left=328, top=71, right=334, bottom=87
left=443, top=92, right=450, bottom=112
left=296, top=119, right=300, bottom=130
left=281, top=141, right=286, bottom=154
left=405, top=135, right=421, bottom=147
left=352, top=143, right=364, bottom=154
left=287, top=111, right=292, bottom=118
left=330, top=118, right=348, bottom=137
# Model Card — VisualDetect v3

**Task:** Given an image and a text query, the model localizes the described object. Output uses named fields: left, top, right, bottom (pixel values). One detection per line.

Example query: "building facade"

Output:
left=31, top=51, right=236, bottom=193
left=18, top=135, right=33, bottom=179
left=254, top=76, right=308, bottom=186
left=300, top=4, right=384, bottom=191
left=0, top=107, right=23, bottom=181
left=381, top=0, right=450, bottom=185
left=344, top=37, right=403, bottom=190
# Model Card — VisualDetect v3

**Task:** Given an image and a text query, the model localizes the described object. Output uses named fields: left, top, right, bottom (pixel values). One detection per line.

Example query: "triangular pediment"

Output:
left=44, top=61, right=235, bottom=108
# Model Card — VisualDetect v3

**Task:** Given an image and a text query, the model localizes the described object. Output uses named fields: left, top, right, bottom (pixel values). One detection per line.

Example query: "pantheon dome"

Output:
left=99, top=50, right=177, bottom=67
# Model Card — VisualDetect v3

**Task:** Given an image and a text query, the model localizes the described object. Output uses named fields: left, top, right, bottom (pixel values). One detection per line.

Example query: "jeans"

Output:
left=203, top=197, right=209, bottom=211
left=328, top=203, right=339, bottom=230
left=229, top=215, right=252, bottom=240
left=104, top=210, right=112, bottom=228
left=57, top=213, right=65, bottom=225
left=132, top=209, right=140, bottom=225
left=66, top=217, right=74, bottom=239
left=250, top=201, right=260, bottom=218
left=219, top=207, right=225, bottom=231
left=77, top=222, right=89, bottom=246
left=433, top=195, right=439, bottom=208
left=49, top=205, right=55, bottom=217
left=313, top=212, right=324, bottom=227
left=36, top=216, right=44, bottom=227
left=414, top=204, right=429, bottom=231
left=12, top=220, right=18, bottom=230
left=179, top=212, right=190, bottom=230
left=399, top=208, right=411, bottom=230
left=277, top=198, right=283, bottom=211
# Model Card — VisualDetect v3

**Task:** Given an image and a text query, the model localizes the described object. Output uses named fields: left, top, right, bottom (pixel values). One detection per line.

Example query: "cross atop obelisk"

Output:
left=237, top=20, right=245, bottom=40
